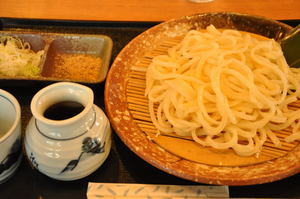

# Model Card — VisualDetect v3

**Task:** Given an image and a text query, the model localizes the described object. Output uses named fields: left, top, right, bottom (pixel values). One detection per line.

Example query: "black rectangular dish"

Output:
left=0, top=30, right=112, bottom=84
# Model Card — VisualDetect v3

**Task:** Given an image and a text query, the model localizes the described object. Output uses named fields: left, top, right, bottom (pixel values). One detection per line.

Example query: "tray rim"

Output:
left=105, top=12, right=300, bottom=185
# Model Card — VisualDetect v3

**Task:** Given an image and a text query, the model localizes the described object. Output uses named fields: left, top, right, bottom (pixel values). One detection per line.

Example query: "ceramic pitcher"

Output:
left=24, top=82, right=111, bottom=180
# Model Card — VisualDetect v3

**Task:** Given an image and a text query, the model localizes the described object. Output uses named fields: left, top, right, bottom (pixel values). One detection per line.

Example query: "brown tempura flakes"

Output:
left=50, top=53, right=102, bottom=82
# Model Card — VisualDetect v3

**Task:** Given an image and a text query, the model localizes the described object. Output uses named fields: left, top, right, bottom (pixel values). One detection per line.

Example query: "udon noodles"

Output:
left=145, top=25, right=300, bottom=156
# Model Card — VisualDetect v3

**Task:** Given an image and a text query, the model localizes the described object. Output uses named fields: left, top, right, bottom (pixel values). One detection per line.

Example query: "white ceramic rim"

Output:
left=31, top=82, right=94, bottom=126
left=0, top=89, right=21, bottom=143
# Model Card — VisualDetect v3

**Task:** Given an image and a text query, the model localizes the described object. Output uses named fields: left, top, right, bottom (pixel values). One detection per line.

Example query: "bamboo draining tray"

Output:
left=105, top=12, right=300, bottom=185
left=127, top=38, right=299, bottom=166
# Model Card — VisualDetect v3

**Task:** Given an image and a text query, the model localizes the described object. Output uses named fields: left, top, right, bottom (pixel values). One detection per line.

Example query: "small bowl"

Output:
left=0, top=89, right=22, bottom=184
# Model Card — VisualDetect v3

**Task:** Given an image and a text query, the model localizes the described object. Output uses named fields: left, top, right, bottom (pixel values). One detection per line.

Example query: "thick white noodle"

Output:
left=145, top=25, right=300, bottom=156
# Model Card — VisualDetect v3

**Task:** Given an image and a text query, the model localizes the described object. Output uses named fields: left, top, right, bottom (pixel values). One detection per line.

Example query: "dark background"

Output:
left=0, top=18, right=299, bottom=199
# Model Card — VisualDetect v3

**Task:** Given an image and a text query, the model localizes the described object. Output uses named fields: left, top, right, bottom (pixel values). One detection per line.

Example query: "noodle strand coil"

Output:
left=145, top=25, right=300, bottom=156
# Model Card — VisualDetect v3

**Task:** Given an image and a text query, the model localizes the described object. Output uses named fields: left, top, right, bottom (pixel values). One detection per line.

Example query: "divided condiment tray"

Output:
left=0, top=31, right=113, bottom=84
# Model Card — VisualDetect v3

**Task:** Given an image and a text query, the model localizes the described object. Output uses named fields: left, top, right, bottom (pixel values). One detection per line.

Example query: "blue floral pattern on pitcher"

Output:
left=60, top=137, right=105, bottom=174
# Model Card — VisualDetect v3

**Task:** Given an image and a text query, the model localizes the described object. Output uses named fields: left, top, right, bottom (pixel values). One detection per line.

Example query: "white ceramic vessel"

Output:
left=0, top=89, right=22, bottom=184
left=24, top=82, right=111, bottom=181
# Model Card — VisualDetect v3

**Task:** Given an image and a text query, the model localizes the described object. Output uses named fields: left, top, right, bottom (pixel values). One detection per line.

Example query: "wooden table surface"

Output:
left=0, top=0, right=299, bottom=22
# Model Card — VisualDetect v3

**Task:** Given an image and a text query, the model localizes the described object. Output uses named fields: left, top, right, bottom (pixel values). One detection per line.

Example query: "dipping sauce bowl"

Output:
left=0, top=89, right=22, bottom=184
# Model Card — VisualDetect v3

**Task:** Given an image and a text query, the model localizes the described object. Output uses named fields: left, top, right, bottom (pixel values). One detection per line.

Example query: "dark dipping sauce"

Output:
left=43, top=101, right=84, bottom=120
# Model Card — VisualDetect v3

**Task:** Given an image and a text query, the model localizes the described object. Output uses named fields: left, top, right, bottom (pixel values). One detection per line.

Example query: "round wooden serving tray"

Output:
left=104, top=12, right=300, bottom=185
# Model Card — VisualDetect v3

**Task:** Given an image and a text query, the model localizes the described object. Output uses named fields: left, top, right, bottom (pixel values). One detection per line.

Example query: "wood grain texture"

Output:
left=0, top=0, right=299, bottom=22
